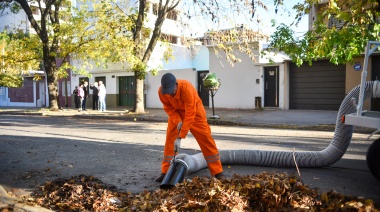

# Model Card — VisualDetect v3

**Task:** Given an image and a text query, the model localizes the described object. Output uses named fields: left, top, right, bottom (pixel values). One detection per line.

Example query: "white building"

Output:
left=1, top=0, right=290, bottom=110
left=71, top=0, right=211, bottom=109
left=145, top=27, right=290, bottom=110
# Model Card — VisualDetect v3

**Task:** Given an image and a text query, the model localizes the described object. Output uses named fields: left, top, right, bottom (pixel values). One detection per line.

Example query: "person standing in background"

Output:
left=90, top=82, right=99, bottom=110
left=98, top=81, right=106, bottom=112
left=73, top=86, right=79, bottom=108
left=82, top=81, right=89, bottom=111
left=77, top=84, right=85, bottom=112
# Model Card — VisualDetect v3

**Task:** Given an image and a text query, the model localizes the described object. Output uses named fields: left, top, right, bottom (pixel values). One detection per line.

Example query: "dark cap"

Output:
left=161, top=73, right=176, bottom=94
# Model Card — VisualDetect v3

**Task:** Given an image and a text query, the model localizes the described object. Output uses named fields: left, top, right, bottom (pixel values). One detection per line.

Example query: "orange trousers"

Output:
left=161, top=111, right=223, bottom=176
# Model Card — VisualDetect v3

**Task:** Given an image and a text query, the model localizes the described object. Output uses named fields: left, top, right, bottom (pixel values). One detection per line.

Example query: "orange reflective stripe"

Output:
left=205, top=154, right=220, bottom=163
left=163, top=155, right=174, bottom=163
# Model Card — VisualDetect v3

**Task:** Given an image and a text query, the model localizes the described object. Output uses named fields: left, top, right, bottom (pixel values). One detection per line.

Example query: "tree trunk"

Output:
left=47, top=75, right=59, bottom=110
left=131, top=0, right=179, bottom=113
left=44, top=55, right=59, bottom=111
left=133, top=72, right=145, bottom=113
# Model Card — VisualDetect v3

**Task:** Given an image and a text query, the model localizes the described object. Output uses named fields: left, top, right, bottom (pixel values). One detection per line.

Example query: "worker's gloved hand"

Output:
left=177, top=122, right=183, bottom=131
left=174, top=138, right=181, bottom=152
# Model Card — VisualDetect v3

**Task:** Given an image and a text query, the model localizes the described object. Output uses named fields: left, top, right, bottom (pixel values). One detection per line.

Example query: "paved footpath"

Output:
left=1, top=106, right=373, bottom=133
left=0, top=106, right=340, bottom=127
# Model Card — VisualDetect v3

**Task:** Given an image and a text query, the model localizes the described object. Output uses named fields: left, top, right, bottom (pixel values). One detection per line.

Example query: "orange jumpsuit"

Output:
left=158, top=79, right=223, bottom=176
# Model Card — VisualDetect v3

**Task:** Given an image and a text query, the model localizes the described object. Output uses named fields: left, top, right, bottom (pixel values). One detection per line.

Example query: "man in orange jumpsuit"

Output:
left=156, top=72, right=224, bottom=182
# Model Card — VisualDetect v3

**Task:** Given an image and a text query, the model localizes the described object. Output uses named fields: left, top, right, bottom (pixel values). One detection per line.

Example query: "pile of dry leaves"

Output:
left=23, top=173, right=378, bottom=211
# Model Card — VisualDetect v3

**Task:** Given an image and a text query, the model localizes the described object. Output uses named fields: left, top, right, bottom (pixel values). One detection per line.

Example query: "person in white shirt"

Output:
left=98, top=81, right=106, bottom=112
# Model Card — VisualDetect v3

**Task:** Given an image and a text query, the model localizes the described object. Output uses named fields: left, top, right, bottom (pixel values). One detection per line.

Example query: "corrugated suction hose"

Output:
left=176, top=81, right=379, bottom=173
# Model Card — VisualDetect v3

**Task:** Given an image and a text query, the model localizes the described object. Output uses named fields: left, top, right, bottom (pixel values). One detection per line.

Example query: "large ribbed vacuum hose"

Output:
left=176, top=81, right=379, bottom=174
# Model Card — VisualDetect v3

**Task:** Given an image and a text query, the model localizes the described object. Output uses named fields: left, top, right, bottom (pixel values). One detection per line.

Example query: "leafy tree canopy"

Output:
left=0, top=30, right=41, bottom=85
left=0, top=0, right=137, bottom=108
left=268, top=0, right=380, bottom=66
left=0, top=73, right=23, bottom=87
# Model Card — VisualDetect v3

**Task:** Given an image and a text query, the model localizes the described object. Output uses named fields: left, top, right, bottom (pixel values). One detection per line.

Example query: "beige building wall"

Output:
left=345, top=57, right=372, bottom=110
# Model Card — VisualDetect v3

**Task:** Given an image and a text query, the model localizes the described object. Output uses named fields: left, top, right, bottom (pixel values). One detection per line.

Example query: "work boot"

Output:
left=155, top=173, right=166, bottom=182
left=214, top=172, right=225, bottom=180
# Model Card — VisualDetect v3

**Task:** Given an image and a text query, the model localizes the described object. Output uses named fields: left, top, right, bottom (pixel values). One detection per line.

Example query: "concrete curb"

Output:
left=0, top=110, right=374, bottom=134
left=0, top=185, right=54, bottom=212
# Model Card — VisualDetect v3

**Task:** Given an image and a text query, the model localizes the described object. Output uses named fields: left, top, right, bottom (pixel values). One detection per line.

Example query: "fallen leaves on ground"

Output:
left=21, top=172, right=378, bottom=211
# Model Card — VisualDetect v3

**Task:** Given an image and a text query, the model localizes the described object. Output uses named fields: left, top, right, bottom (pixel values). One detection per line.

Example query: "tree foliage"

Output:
left=0, top=30, right=42, bottom=87
left=82, top=0, right=271, bottom=112
left=0, top=31, right=41, bottom=77
left=0, top=73, right=23, bottom=87
left=0, top=0, right=183, bottom=112
left=268, top=0, right=380, bottom=66
left=0, top=0, right=136, bottom=110
left=0, top=0, right=308, bottom=111
left=127, top=0, right=179, bottom=113
left=66, top=1, right=136, bottom=73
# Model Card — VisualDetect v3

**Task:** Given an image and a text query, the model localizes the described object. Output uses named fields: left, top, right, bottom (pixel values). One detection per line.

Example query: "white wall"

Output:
left=145, top=45, right=210, bottom=109
left=207, top=44, right=287, bottom=109
left=86, top=62, right=131, bottom=74
left=0, top=8, right=29, bottom=32
left=150, top=43, right=193, bottom=70
left=208, top=46, right=261, bottom=109
left=145, top=42, right=289, bottom=110
left=146, top=13, right=182, bottom=38
left=192, top=46, right=209, bottom=71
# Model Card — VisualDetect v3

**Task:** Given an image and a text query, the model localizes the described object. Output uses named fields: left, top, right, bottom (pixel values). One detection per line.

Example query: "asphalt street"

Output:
left=0, top=114, right=379, bottom=208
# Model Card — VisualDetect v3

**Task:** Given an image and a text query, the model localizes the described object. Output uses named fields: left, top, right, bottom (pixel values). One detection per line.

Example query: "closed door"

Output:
left=39, top=82, right=46, bottom=107
left=119, top=76, right=135, bottom=106
left=264, top=66, right=279, bottom=107
left=198, top=71, right=209, bottom=106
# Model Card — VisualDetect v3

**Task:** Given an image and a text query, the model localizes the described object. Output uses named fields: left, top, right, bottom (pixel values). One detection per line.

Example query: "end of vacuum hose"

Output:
left=160, top=158, right=188, bottom=189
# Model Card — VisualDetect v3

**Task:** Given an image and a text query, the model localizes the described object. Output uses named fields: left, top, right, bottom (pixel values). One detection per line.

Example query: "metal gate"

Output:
left=289, top=60, right=345, bottom=110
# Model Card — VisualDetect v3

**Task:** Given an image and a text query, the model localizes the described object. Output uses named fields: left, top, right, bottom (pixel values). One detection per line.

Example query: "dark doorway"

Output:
left=264, top=66, right=279, bottom=107
left=95, top=76, right=106, bottom=87
left=371, top=55, right=380, bottom=111
left=119, top=76, right=135, bottom=106
left=79, top=77, right=89, bottom=86
left=197, top=71, right=209, bottom=107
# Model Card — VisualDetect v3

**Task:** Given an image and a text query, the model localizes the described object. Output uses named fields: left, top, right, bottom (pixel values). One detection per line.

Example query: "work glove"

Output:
left=174, top=138, right=181, bottom=152
left=177, top=122, right=183, bottom=131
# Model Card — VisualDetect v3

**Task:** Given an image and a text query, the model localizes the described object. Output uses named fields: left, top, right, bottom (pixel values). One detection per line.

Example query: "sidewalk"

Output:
left=0, top=106, right=340, bottom=128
